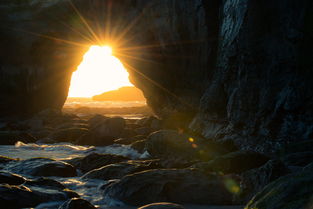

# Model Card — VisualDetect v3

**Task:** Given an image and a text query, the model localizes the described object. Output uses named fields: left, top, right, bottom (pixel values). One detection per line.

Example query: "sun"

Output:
left=68, top=45, right=133, bottom=98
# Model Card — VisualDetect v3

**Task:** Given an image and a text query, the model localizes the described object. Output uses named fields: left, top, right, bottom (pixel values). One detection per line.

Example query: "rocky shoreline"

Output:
left=0, top=109, right=311, bottom=208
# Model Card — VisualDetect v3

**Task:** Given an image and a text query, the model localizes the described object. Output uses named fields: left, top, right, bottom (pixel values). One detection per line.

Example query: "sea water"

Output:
left=0, top=142, right=148, bottom=209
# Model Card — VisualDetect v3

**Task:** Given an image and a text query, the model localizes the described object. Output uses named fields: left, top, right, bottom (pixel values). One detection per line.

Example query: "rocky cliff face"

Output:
left=0, top=0, right=312, bottom=153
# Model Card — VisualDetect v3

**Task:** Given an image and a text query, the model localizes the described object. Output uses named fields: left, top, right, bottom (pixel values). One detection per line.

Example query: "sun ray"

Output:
left=57, top=20, right=95, bottom=44
left=114, top=52, right=160, bottom=65
left=11, top=28, right=88, bottom=47
left=68, top=0, right=102, bottom=44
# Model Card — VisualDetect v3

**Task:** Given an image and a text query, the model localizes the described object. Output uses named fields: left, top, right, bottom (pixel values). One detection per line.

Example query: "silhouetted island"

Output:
left=92, top=86, right=146, bottom=101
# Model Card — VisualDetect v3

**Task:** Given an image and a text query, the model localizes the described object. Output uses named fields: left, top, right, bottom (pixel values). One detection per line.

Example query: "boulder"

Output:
left=0, top=131, right=36, bottom=145
left=48, top=128, right=90, bottom=142
left=120, top=128, right=137, bottom=138
left=245, top=163, right=313, bottom=209
left=238, top=160, right=290, bottom=203
left=56, top=122, right=89, bottom=130
left=24, top=178, right=66, bottom=190
left=7, top=158, right=77, bottom=177
left=136, top=116, right=162, bottom=130
left=83, top=160, right=160, bottom=180
left=114, top=135, right=146, bottom=145
left=0, top=155, right=17, bottom=164
left=66, top=153, right=129, bottom=173
left=114, top=137, right=140, bottom=145
left=58, top=198, right=96, bottom=209
left=131, top=140, right=146, bottom=153
left=279, top=140, right=313, bottom=156
left=92, top=117, right=126, bottom=140
left=88, top=115, right=108, bottom=128
left=0, top=172, right=25, bottom=185
left=192, top=151, right=270, bottom=174
left=135, top=127, right=153, bottom=136
left=281, top=152, right=313, bottom=167
left=0, top=183, right=77, bottom=209
left=146, top=130, right=228, bottom=161
left=103, top=169, right=236, bottom=206
left=138, top=202, right=185, bottom=209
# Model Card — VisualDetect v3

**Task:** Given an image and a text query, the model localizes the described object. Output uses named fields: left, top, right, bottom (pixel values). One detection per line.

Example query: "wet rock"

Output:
left=0, top=131, right=36, bottom=145
left=126, top=123, right=141, bottom=130
left=138, top=202, right=185, bottom=209
left=58, top=198, right=96, bottom=209
left=7, top=158, right=77, bottom=177
left=245, top=163, right=313, bottom=209
left=0, top=155, right=17, bottom=164
left=83, top=160, right=160, bottom=180
left=103, top=169, right=235, bottom=206
left=48, top=128, right=90, bottom=142
left=238, top=160, right=290, bottom=203
left=120, top=128, right=137, bottom=138
left=114, top=137, right=137, bottom=145
left=114, top=135, right=146, bottom=145
left=0, top=172, right=25, bottom=185
left=0, top=183, right=77, bottom=209
left=24, top=178, right=66, bottom=190
left=146, top=130, right=228, bottom=161
left=88, top=114, right=108, bottom=128
left=282, top=152, right=313, bottom=167
left=279, top=140, right=313, bottom=156
left=192, top=151, right=270, bottom=174
left=137, top=117, right=162, bottom=130
left=66, top=153, right=129, bottom=173
left=92, top=117, right=126, bottom=140
left=56, top=122, right=89, bottom=130
left=131, top=140, right=146, bottom=153
left=135, top=127, right=153, bottom=136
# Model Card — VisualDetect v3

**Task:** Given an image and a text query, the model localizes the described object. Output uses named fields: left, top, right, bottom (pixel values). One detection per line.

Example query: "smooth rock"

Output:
left=88, top=114, right=108, bottom=128
left=58, top=198, right=96, bottom=209
left=138, top=202, right=185, bottom=209
left=131, top=140, right=146, bottom=153
left=103, top=169, right=236, bottom=206
left=146, top=130, right=228, bottom=161
left=83, top=160, right=160, bottom=180
left=92, top=117, right=126, bottom=140
left=48, top=128, right=90, bottom=142
left=24, top=178, right=66, bottom=190
left=135, top=127, right=153, bottom=136
left=0, top=131, right=36, bottom=145
left=192, top=151, right=270, bottom=174
left=66, top=153, right=129, bottom=173
left=0, top=171, right=25, bottom=185
left=245, top=163, right=313, bottom=209
left=0, top=183, right=77, bottom=209
left=238, top=160, right=290, bottom=203
left=7, top=158, right=77, bottom=177
left=282, top=152, right=313, bottom=167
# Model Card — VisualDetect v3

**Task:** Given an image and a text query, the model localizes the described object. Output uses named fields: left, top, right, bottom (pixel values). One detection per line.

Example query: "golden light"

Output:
left=68, top=45, right=133, bottom=97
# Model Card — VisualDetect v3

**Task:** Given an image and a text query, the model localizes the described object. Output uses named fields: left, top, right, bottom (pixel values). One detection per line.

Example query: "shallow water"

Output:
left=0, top=141, right=145, bottom=161
left=0, top=142, right=149, bottom=208
left=0, top=142, right=242, bottom=209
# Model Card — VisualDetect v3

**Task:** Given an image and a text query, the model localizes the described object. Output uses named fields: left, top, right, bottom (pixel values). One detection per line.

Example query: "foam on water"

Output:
left=0, top=141, right=142, bottom=160
left=0, top=142, right=146, bottom=208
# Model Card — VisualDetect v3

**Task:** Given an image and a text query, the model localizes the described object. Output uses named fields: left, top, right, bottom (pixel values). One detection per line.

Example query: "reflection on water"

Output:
left=63, top=98, right=151, bottom=119
left=64, top=97, right=146, bottom=108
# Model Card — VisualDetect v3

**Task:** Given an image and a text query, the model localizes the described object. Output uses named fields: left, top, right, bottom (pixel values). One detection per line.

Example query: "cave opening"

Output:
left=64, top=45, right=148, bottom=117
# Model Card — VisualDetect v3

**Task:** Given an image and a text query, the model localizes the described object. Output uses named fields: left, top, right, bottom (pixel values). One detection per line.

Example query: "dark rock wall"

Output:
left=0, top=0, right=312, bottom=153
left=191, top=0, right=313, bottom=154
